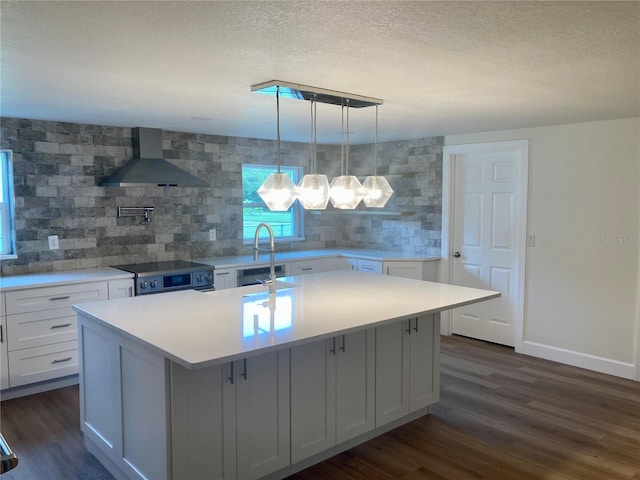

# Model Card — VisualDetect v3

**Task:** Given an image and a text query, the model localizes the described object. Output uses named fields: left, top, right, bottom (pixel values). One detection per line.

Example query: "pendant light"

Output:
left=257, top=86, right=299, bottom=211
left=297, top=95, right=330, bottom=210
left=329, top=100, right=366, bottom=209
left=363, top=105, right=394, bottom=208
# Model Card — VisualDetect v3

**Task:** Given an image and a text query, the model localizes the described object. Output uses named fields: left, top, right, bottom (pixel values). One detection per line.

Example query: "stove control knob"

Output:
left=205, top=274, right=213, bottom=282
left=140, top=281, right=148, bottom=289
left=150, top=280, right=158, bottom=288
left=196, top=274, right=204, bottom=282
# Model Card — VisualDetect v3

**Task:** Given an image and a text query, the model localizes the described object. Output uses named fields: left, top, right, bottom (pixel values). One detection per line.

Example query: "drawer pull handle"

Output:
left=51, top=357, right=73, bottom=364
left=217, top=272, right=230, bottom=276
left=50, top=323, right=72, bottom=329
left=49, top=296, right=71, bottom=301
left=302, top=267, right=313, bottom=271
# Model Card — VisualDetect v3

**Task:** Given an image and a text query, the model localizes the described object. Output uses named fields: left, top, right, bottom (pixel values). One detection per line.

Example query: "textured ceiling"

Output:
left=1, top=1, right=638, bottom=144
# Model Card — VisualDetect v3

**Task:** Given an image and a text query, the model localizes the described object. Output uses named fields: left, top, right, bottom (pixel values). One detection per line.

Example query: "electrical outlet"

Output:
left=48, top=235, right=59, bottom=250
left=527, top=234, right=535, bottom=247
left=209, top=229, right=217, bottom=241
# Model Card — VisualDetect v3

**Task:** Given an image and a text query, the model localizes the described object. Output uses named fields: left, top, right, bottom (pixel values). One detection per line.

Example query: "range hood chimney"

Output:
left=99, top=127, right=209, bottom=187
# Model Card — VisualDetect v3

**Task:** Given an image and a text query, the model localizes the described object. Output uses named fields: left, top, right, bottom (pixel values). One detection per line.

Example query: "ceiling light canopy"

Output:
left=251, top=80, right=383, bottom=109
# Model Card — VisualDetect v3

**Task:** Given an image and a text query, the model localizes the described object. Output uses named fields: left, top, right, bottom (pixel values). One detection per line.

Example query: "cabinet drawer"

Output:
left=358, top=260, right=382, bottom=274
left=288, top=262, right=318, bottom=276
left=7, top=307, right=77, bottom=351
left=8, top=341, right=79, bottom=387
left=5, top=282, right=108, bottom=314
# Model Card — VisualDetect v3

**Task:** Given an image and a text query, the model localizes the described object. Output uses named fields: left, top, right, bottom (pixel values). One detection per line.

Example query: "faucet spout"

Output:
left=253, top=223, right=276, bottom=293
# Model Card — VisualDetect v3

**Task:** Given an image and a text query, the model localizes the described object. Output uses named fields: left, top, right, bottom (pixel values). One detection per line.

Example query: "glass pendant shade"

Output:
left=257, top=172, right=299, bottom=211
left=329, top=175, right=366, bottom=209
left=298, top=174, right=330, bottom=210
left=362, top=175, right=394, bottom=208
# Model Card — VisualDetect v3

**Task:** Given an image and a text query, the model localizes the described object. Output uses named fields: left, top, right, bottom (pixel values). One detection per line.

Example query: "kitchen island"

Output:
left=73, top=270, right=499, bottom=480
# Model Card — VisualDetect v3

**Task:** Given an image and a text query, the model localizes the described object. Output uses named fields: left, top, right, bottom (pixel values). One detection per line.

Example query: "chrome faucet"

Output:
left=253, top=222, right=276, bottom=293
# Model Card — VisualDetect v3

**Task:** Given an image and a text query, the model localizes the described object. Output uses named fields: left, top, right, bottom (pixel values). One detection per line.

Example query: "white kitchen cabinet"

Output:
left=335, top=329, right=376, bottom=442
left=346, top=258, right=383, bottom=274
left=375, top=314, right=440, bottom=427
left=4, top=282, right=109, bottom=388
left=80, top=319, right=170, bottom=480
left=89, top=325, right=288, bottom=480
left=383, top=261, right=423, bottom=280
left=171, top=363, right=236, bottom=480
left=214, top=268, right=237, bottom=290
left=286, top=256, right=349, bottom=276
left=235, top=350, right=290, bottom=480
left=1, top=279, right=132, bottom=392
left=173, top=352, right=290, bottom=480
left=349, top=258, right=439, bottom=281
left=290, top=329, right=375, bottom=463
left=290, top=337, right=336, bottom=462
left=107, top=278, right=134, bottom=299
left=1, top=293, right=8, bottom=390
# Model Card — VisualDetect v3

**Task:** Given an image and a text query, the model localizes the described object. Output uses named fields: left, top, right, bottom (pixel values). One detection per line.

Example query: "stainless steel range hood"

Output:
left=100, top=127, right=209, bottom=187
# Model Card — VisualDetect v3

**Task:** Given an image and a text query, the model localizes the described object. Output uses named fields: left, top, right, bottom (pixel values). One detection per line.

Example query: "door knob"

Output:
left=453, top=251, right=461, bottom=258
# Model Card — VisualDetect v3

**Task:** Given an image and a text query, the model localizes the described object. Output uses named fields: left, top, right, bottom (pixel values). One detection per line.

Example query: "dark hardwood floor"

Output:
left=1, top=335, right=639, bottom=480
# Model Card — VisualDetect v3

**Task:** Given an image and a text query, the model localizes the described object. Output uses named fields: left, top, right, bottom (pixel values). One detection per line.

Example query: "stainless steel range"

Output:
left=112, top=260, right=214, bottom=295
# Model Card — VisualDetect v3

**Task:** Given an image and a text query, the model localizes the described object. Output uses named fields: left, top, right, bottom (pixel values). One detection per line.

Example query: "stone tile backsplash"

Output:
left=0, top=117, right=442, bottom=275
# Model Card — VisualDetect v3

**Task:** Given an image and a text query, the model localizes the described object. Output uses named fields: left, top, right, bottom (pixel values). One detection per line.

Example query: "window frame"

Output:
left=242, top=164, right=304, bottom=243
left=0, top=150, right=17, bottom=258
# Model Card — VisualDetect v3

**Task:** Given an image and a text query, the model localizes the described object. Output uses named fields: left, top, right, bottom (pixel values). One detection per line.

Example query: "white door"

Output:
left=447, top=141, right=528, bottom=347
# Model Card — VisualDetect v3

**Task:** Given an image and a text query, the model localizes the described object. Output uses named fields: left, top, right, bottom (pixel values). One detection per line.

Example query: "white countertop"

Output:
left=198, top=248, right=440, bottom=269
left=73, top=270, right=498, bottom=370
left=0, top=267, right=133, bottom=291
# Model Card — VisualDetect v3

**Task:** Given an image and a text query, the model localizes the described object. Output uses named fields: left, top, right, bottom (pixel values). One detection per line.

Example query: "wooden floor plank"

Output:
left=1, top=334, right=638, bottom=480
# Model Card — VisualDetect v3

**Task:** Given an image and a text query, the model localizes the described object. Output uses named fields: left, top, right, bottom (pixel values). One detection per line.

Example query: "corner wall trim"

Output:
left=519, top=340, right=636, bottom=380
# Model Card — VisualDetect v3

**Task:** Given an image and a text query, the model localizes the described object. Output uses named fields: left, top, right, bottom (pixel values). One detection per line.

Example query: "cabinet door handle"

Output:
left=217, top=271, right=229, bottom=276
left=301, top=267, right=313, bottom=271
left=228, top=362, right=235, bottom=384
left=51, top=357, right=73, bottom=364
left=0, top=325, right=3, bottom=343
left=329, top=337, right=336, bottom=355
left=340, top=335, right=346, bottom=353
left=49, top=295, right=71, bottom=301
left=50, top=323, right=72, bottom=329
left=241, top=358, right=248, bottom=380
left=413, top=318, right=419, bottom=333
left=405, top=320, right=412, bottom=335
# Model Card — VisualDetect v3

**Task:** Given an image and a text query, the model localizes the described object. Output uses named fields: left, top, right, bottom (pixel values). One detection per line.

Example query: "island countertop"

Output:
left=73, top=270, right=499, bottom=370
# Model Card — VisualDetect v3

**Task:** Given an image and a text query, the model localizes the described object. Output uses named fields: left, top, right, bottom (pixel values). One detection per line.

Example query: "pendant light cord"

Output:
left=310, top=95, right=317, bottom=174
left=345, top=99, right=350, bottom=175
left=276, top=85, right=281, bottom=173
left=313, top=97, right=317, bottom=174
left=374, top=104, right=378, bottom=176
left=340, top=102, right=345, bottom=176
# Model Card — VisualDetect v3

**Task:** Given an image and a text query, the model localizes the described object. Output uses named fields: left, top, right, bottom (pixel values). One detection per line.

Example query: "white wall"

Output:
left=445, top=118, right=640, bottom=380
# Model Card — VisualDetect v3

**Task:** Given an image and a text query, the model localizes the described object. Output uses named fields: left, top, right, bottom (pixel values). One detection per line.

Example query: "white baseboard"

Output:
left=519, top=340, right=636, bottom=380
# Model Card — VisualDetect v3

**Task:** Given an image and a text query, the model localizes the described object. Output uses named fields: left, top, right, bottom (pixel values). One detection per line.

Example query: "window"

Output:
left=242, top=164, right=303, bottom=241
left=0, top=150, right=16, bottom=256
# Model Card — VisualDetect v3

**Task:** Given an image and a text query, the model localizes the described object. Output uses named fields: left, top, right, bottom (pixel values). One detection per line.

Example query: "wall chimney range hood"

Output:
left=99, top=127, right=209, bottom=187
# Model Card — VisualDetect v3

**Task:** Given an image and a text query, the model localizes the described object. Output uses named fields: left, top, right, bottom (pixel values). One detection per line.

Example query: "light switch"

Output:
left=527, top=234, right=535, bottom=247
left=209, top=229, right=217, bottom=241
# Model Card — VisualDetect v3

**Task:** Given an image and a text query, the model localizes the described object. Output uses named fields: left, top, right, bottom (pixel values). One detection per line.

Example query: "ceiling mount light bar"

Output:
left=251, top=80, right=383, bottom=108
